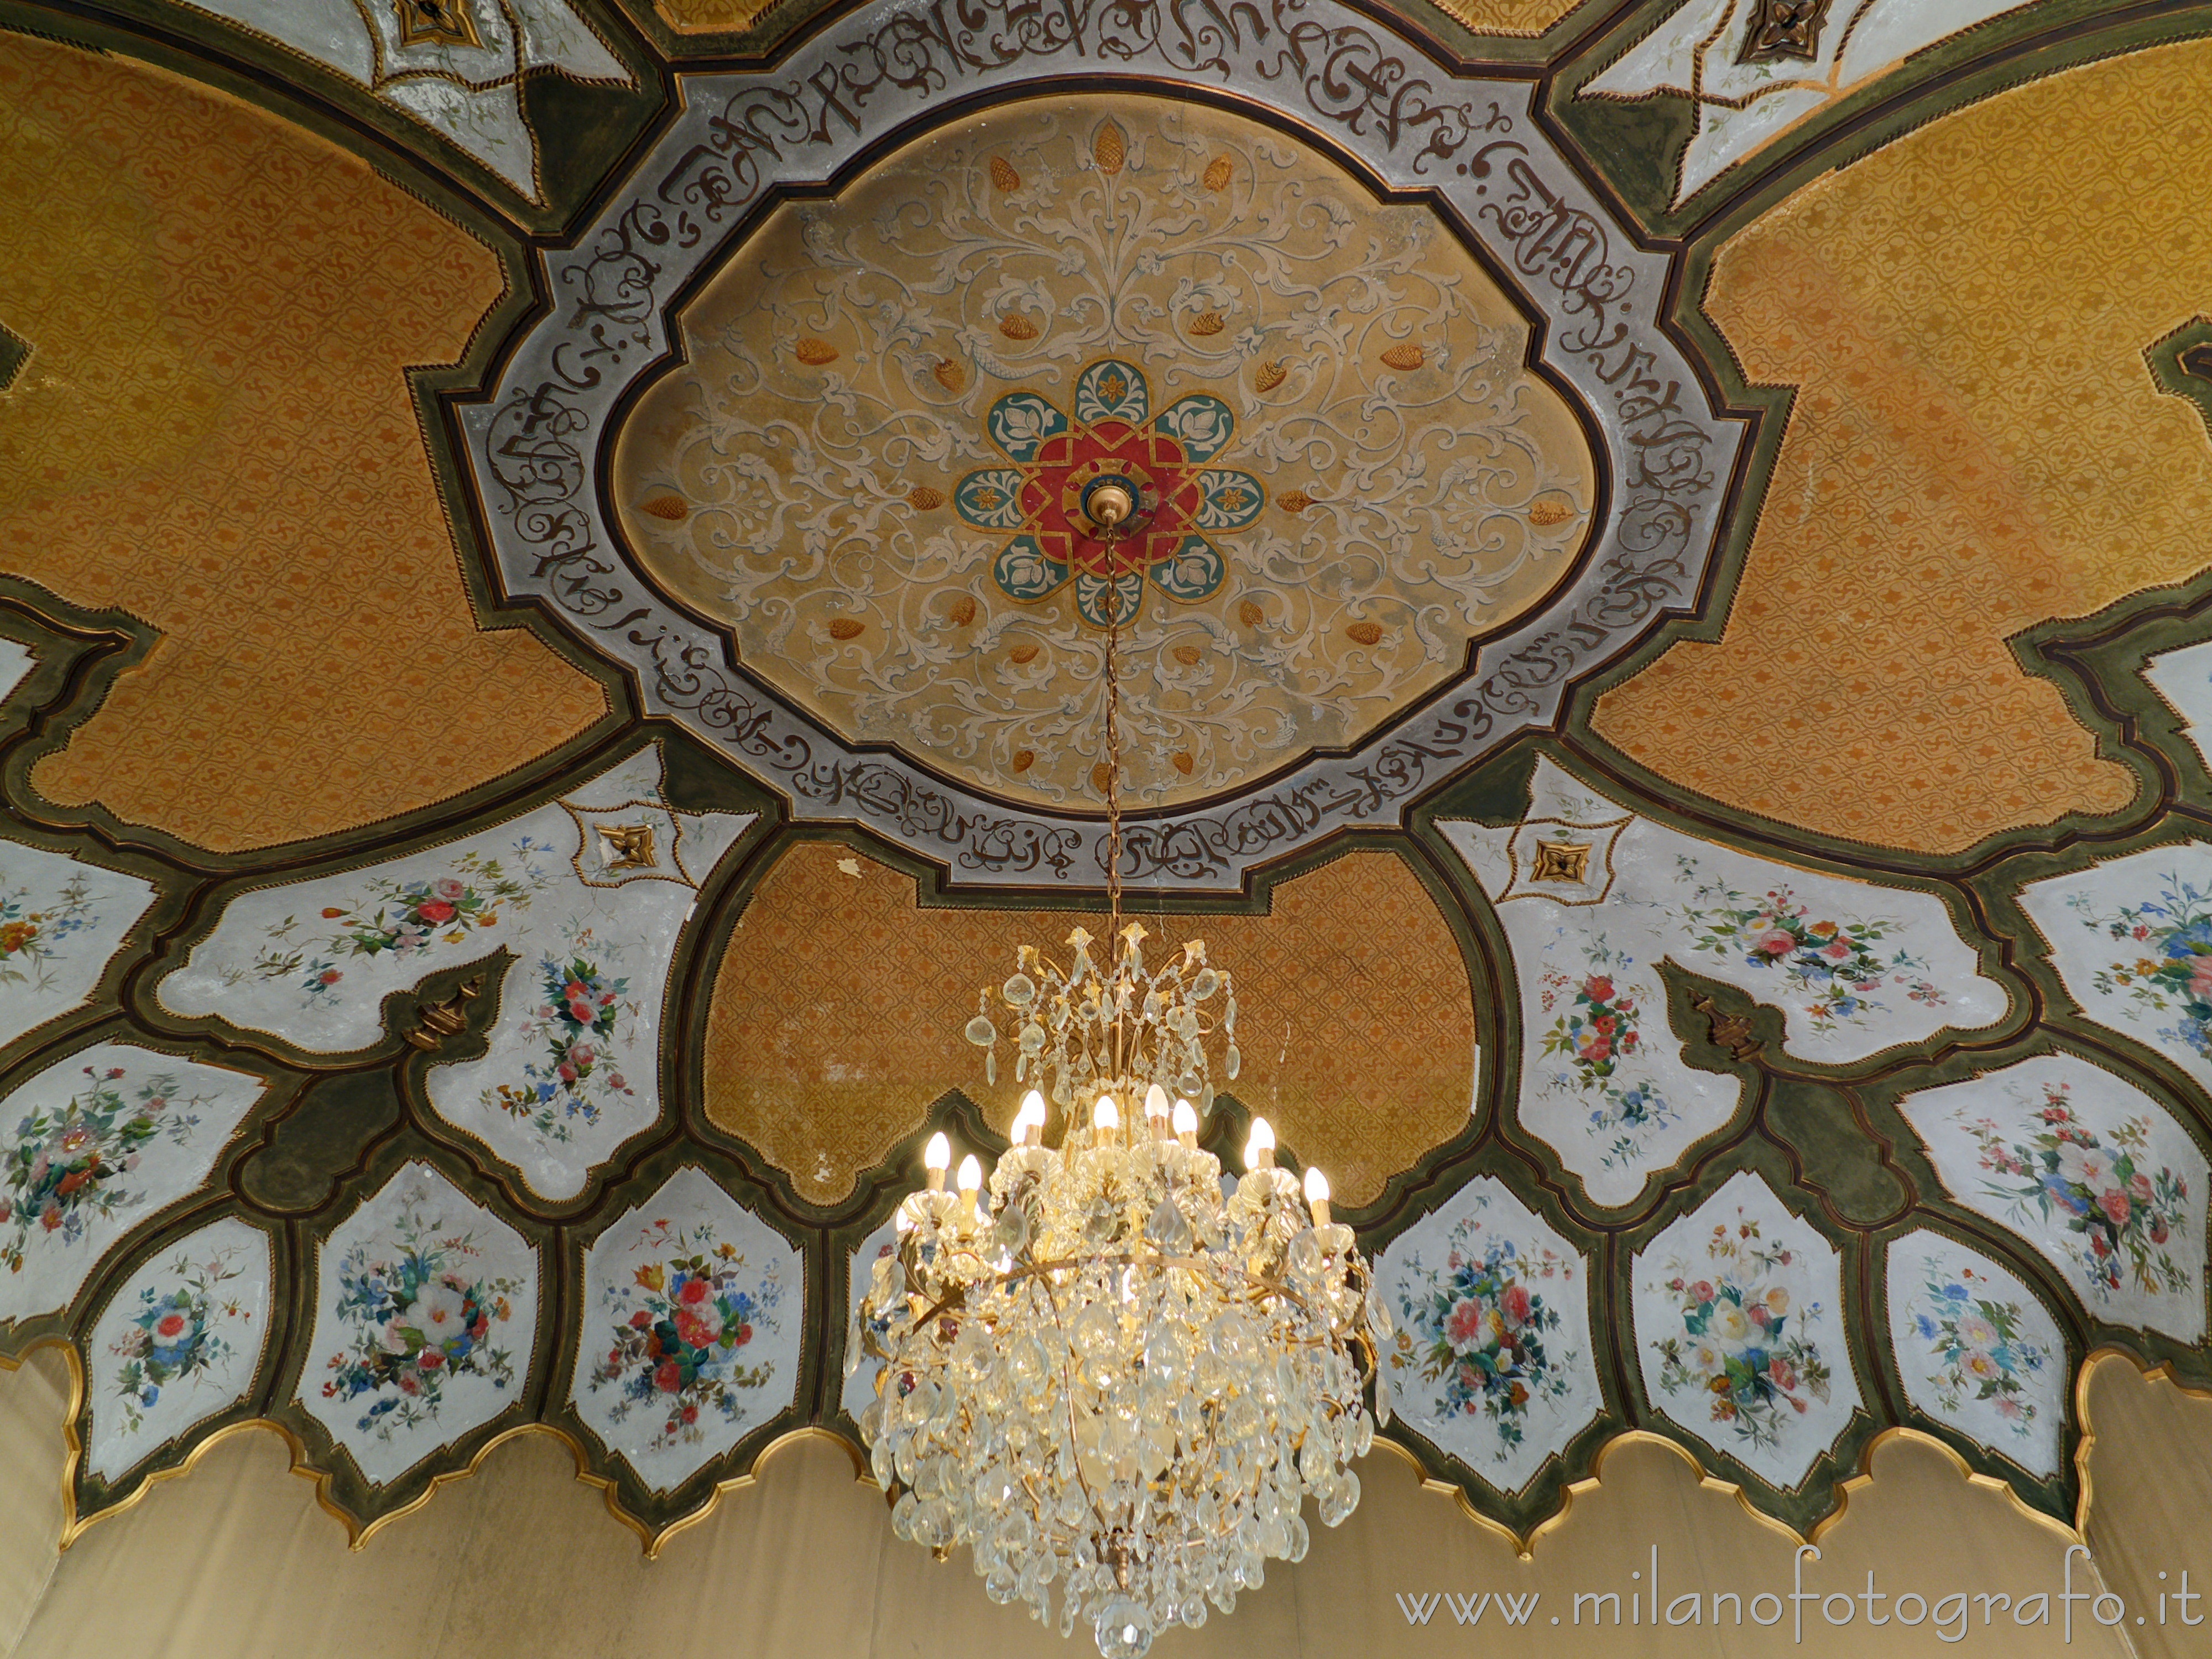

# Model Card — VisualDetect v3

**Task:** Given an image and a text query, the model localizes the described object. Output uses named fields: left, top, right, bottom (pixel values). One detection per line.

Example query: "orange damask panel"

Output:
left=0, top=36, right=605, bottom=851
left=703, top=844, right=1477, bottom=1207
left=1593, top=38, right=2212, bottom=853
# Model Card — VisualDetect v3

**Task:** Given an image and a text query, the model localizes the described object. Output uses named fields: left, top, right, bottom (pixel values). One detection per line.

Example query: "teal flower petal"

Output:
left=993, top=536, right=1069, bottom=602
left=1152, top=394, right=1235, bottom=460
left=1074, top=571, right=1144, bottom=628
left=956, top=469, right=1028, bottom=530
left=1147, top=536, right=1226, bottom=601
left=1074, top=359, right=1149, bottom=425
left=1194, top=469, right=1265, bottom=530
left=987, top=394, right=1068, bottom=462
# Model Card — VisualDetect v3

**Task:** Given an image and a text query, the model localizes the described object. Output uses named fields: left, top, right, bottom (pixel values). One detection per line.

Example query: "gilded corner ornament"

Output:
left=1737, top=0, right=1833, bottom=63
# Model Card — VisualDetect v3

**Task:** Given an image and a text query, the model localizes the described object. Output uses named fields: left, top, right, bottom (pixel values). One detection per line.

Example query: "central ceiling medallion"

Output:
left=613, top=95, right=1597, bottom=810
left=963, top=358, right=1262, bottom=628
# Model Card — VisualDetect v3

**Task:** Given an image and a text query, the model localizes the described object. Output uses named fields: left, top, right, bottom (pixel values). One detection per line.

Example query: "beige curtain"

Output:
left=3, top=1350, right=2207, bottom=1659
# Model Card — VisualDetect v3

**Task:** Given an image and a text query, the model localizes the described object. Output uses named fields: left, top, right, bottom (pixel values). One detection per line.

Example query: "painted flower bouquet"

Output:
left=2078, top=874, right=2212, bottom=1060
left=1392, top=1220, right=1571, bottom=1453
left=1676, top=865, right=1939, bottom=1031
left=248, top=838, right=554, bottom=1006
left=1541, top=971, right=1641, bottom=1081
left=1966, top=1083, right=2191, bottom=1300
left=1652, top=1227, right=1831, bottom=1452
left=1911, top=1266, right=2047, bottom=1438
left=1, top=1066, right=200, bottom=1272
left=109, top=1248, right=252, bottom=1433
left=1536, top=950, right=1678, bottom=1163
left=484, top=951, right=635, bottom=1140
left=322, top=1212, right=519, bottom=1437
left=0, top=869, right=98, bottom=992
left=589, top=1238, right=781, bottom=1450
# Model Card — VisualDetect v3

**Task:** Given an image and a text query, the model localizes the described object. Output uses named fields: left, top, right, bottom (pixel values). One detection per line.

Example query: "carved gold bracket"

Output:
left=404, top=975, right=485, bottom=1052
left=1692, top=991, right=1764, bottom=1062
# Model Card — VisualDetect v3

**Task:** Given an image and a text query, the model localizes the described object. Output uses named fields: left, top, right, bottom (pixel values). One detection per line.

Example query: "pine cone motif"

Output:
left=1093, top=121, right=1125, bottom=175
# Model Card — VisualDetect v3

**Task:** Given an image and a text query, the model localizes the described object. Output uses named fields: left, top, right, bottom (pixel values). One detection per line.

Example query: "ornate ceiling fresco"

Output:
left=611, top=95, right=1597, bottom=812
left=3, top=0, right=2212, bottom=1631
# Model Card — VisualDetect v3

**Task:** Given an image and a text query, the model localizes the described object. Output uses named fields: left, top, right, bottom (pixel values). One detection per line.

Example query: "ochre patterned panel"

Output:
left=1593, top=38, right=2212, bottom=854
left=702, top=844, right=1477, bottom=1207
left=0, top=36, right=606, bottom=851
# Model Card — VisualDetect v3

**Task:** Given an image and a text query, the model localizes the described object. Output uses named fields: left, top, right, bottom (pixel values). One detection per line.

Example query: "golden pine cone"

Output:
left=1094, top=121, right=1125, bottom=175
left=1202, top=156, right=1232, bottom=191
left=989, top=156, right=1020, bottom=192
left=999, top=315, right=1039, bottom=341
left=1238, top=599, right=1266, bottom=627
left=1254, top=360, right=1287, bottom=392
left=1278, top=491, right=1313, bottom=513
left=1528, top=499, right=1573, bottom=526
left=1011, top=749, right=1036, bottom=773
left=1187, top=311, right=1225, bottom=337
left=1172, top=644, right=1203, bottom=666
left=640, top=494, right=688, bottom=521
left=1380, top=343, right=1425, bottom=372
left=828, top=618, right=865, bottom=640
left=1172, top=750, right=1196, bottom=774
left=794, top=337, right=838, bottom=365
left=933, top=358, right=966, bottom=392
left=1009, top=642, right=1040, bottom=665
left=948, top=595, right=977, bottom=627
left=1347, top=621, right=1384, bottom=646
left=906, top=485, right=944, bottom=510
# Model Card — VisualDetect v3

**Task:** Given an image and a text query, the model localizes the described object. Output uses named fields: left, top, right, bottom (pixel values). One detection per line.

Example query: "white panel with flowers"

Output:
left=300, top=1161, right=539, bottom=1486
left=84, top=1214, right=274, bottom=1482
left=1896, top=1052, right=2205, bottom=1341
left=1374, top=1177, right=1603, bottom=1494
left=0, top=1041, right=269, bottom=1328
left=0, top=840, right=158, bottom=1053
left=1883, top=1228, right=2065, bottom=1478
left=1441, top=757, right=2006, bottom=1207
left=572, top=1166, right=802, bottom=1493
left=157, top=744, right=755, bottom=1201
left=1632, top=1170, right=1862, bottom=1489
left=2018, top=841, right=2212, bottom=1112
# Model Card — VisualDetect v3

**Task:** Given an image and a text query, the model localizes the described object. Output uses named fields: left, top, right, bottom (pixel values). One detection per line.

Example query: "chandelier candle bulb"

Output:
left=1093, top=1095, right=1120, bottom=1147
left=1244, top=1115, right=1275, bottom=1171
left=1172, top=1098, right=1198, bottom=1148
left=1143, top=1083, right=1171, bottom=1137
left=925, top=1131, right=952, bottom=1191
left=1018, top=1089, right=1047, bottom=1146
left=957, top=1154, right=984, bottom=1220
left=1304, top=1166, right=1331, bottom=1228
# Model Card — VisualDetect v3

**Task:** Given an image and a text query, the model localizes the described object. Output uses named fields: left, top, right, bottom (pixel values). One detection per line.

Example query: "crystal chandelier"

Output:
left=850, top=480, right=1392, bottom=1658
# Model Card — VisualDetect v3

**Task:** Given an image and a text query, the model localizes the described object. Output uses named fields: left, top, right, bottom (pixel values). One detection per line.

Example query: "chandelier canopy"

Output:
left=851, top=489, right=1391, bottom=1656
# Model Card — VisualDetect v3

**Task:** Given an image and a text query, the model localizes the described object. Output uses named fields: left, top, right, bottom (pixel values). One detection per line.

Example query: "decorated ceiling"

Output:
left=2, top=0, right=2212, bottom=1591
